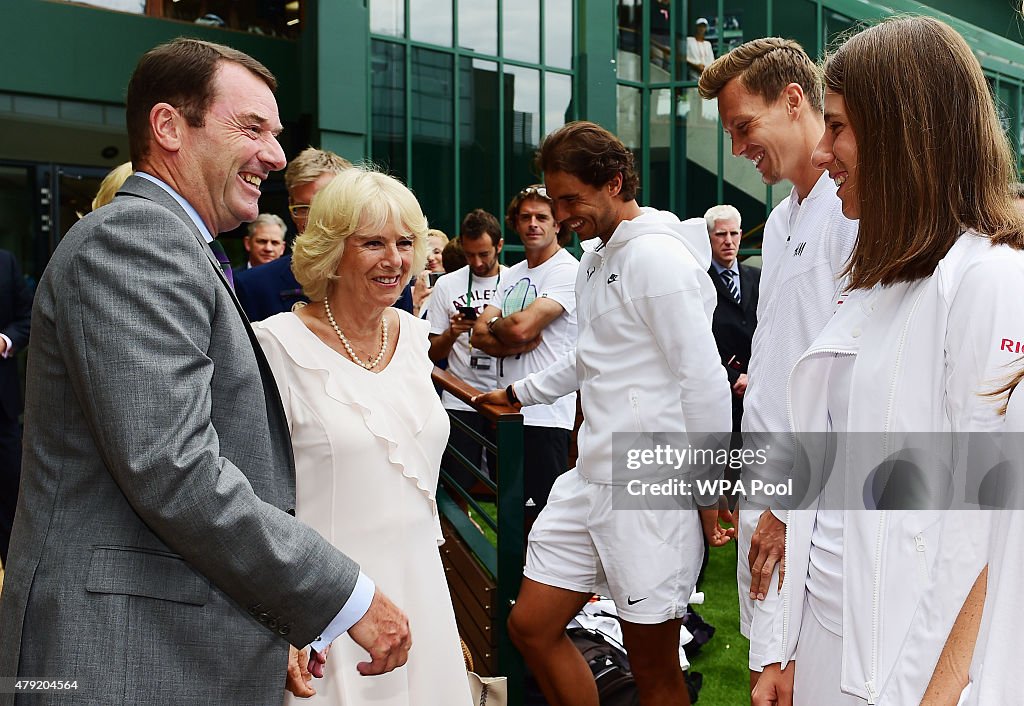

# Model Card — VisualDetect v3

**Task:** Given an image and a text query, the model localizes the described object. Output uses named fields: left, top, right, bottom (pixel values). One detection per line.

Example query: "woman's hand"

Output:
left=285, top=644, right=316, bottom=698
left=752, top=662, right=795, bottom=706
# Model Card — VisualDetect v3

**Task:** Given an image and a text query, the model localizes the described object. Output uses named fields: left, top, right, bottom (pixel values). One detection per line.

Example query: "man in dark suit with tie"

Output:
left=705, top=205, right=760, bottom=439
left=231, top=212, right=287, bottom=278
left=0, top=249, right=32, bottom=567
left=0, top=39, right=410, bottom=703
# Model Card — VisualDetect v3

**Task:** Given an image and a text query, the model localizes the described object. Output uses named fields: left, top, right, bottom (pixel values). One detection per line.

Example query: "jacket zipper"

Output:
left=629, top=389, right=642, bottom=432
left=779, top=509, right=792, bottom=660
left=866, top=512, right=887, bottom=704
left=780, top=345, right=857, bottom=664
left=914, top=533, right=928, bottom=585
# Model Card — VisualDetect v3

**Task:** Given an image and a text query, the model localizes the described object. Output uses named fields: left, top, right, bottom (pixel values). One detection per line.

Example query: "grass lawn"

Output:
left=690, top=542, right=751, bottom=705
left=475, top=501, right=751, bottom=704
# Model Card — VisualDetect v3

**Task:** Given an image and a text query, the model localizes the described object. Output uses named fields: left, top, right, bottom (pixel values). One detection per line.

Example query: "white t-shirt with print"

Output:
left=495, top=249, right=579, bottom=429
left=428, top=265, right=506, bottom=412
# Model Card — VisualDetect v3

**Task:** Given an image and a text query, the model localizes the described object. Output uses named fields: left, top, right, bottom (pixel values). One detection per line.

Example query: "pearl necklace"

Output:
left=323, top=297, right=389, bottom=370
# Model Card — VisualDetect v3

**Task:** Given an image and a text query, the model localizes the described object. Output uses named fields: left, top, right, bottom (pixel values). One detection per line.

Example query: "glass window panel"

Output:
left=411, top=0, right=452, bottom=46
left=459, top=0, right=497, bottom=55
left=617, top=85, right=643, bottom=203
left=412, top=48, right=455, bottom=232
left=460, top=58, right=502, bottom=230
left=649, top=0, right=674, bottom=83
left=544, top=73, right=573, bottom=137
left=617, top=85, right=642, bottom=150
left=725, top=1, right=768, bottom=55
left=158, top=0, right=301, bottom=38
left=0, top=166, right=38, bottom=281
left=617, top=0, right=642, bottom=81
left=545, top=0, right=573, bottom=70
left=370, top=0, right=404, bottom=37
left=504, top=0, right=540, bottom=63
left=371, top=41, right=407, bottom=180
left=685, top=11, right=716, bottom=83
left=680, top=86, right=720, bottom=218
left=823, top=10, right=857, bottom=51
left=649, top=88, right=672, bottom=209
left=505, top=66, right=541, bottom=198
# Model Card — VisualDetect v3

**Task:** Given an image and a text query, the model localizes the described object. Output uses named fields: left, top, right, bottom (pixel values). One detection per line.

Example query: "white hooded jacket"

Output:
left=515, top=208, right=732, bottom=484
left=770, top=233, right=1024, bottom=703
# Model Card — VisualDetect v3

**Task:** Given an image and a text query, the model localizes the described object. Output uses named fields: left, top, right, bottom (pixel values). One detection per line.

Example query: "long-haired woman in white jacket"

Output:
left=752, top=16, right=1024, bottom=706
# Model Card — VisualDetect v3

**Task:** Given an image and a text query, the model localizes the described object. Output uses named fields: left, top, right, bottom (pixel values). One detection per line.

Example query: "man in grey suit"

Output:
left=0, top=39, right=410, bottom=703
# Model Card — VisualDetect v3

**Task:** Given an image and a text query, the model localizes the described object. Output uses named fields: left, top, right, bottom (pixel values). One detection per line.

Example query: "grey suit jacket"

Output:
left=0, top=176, right=360, bottom=704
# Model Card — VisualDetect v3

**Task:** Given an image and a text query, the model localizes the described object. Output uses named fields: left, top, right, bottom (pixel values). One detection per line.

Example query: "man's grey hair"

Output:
left=704, top=204, right=742, bottom=233
left=247, top=213, right=287, bottom=237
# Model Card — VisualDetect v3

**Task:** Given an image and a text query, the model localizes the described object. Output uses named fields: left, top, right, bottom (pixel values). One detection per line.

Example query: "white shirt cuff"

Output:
left=0, top=333, right=12, bottom=358
left=309, top=572, right=375, bottom=652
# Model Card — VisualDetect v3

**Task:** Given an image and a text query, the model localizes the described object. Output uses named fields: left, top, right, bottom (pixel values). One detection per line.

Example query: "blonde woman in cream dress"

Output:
left=255, top=167, right=471, bottom=706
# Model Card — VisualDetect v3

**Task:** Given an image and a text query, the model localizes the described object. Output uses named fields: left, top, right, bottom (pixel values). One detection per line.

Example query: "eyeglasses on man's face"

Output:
left=288, top=204, right=311, bottom=218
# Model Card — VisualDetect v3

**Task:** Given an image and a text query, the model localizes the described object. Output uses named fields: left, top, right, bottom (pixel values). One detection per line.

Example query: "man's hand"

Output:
left=732, top=373, right=748, bottom=397
left=749, top=510, right=786, bottom=600
left=472, top=388, right=516, bottom=408
left=412, top=272, right=432, bottom=316
left=751, top=662, right=794, bottom=706
left=700, top=504, right=736, bottom=547
left=285, top=644, right=316, bottom=697
left=448, top=312, right=474, bottom=336
left=307, top=643, right=330, bottom=678
left=347, top=588, right=412, bottom=676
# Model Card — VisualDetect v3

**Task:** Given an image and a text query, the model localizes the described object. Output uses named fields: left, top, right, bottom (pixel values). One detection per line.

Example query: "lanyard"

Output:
left=466, top=268, right=500, bottom=302
left=466, top=268, right=500, bottom=355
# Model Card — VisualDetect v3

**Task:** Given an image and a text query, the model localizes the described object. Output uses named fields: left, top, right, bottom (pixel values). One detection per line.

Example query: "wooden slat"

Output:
left=440, top=518, right=498, bottom=675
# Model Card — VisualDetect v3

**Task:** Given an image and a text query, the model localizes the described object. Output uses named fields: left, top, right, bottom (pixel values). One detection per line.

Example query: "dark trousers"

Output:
left=442, top=410, right=497, bottom=494
left=523, top=426, right=571, bottom=529
left=0, top=417, right=22, bottom=566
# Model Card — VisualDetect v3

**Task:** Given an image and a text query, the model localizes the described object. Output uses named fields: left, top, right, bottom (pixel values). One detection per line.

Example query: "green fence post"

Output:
left=495, top=412, right=525, bottom=705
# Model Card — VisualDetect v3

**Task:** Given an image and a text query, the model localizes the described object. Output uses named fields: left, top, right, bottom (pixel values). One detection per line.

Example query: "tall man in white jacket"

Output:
left=698, top=37, right=858, bottom=690
left=476, top=121, right=732, bottom=706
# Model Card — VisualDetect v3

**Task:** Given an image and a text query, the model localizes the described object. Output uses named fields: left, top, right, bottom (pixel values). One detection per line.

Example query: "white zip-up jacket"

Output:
left=770, top=233, right=1024, bottom=703
left=515, top=208, right=732, bottom=485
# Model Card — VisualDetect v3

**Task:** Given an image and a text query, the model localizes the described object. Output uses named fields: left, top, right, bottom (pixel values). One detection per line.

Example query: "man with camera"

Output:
left=428, top=209, right=511, bottom=488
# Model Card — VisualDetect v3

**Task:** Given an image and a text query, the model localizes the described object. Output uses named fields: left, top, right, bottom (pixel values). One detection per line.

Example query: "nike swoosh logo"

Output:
left=626, top=596, right=647, bottom=605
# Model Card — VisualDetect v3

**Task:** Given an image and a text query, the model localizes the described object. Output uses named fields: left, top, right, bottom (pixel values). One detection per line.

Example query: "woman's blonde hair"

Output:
left=92, top=162, right=134, bottom=211
left=426, top=228, right=450, bottom=248
left=292, top=166, right=428, bottom=302
left=823, top=16, right=1024, bottom=290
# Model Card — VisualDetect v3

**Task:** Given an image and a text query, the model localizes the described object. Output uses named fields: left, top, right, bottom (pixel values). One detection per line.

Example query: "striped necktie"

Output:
left=720, top=268, right=740, bottom=305
left=208, top=239, right=235, bottom=290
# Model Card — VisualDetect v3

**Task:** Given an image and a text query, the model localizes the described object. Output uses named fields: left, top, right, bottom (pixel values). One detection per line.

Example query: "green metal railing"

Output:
left=431, top=366, right=526, bottom=706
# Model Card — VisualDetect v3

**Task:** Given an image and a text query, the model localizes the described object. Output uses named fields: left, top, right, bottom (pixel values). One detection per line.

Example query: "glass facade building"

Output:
left=2, top=0, right=1024, bottom=274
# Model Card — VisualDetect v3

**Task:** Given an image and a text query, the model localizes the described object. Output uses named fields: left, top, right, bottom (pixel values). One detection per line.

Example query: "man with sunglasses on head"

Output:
left=471, top=185, right=579, bottom=529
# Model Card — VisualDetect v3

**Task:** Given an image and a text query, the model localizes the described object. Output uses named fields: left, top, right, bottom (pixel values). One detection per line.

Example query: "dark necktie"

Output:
left=208, top=239, right=235, bottom=290
left=720, top=268, right=740, bottom=305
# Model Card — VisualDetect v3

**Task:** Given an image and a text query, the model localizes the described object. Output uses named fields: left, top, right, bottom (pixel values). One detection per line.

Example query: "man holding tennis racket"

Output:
left=470, top=185, right=580, bottom=528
